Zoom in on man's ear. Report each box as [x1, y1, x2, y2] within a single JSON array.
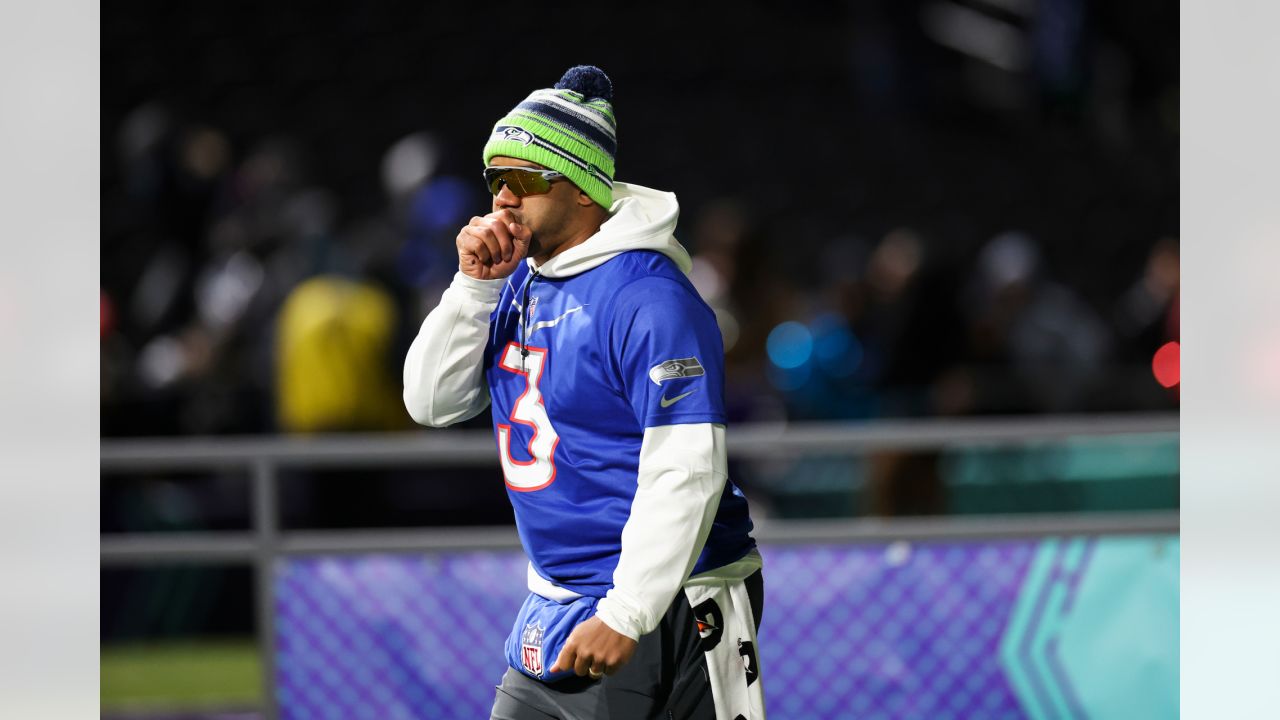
[[577, 189, 595, 207]]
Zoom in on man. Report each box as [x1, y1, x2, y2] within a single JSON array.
[[404, 65, 765, 720]]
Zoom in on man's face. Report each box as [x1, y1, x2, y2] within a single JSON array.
[[488, 156, 581, 259]]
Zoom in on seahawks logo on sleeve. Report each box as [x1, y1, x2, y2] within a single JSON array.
[[648, 357, 705, 386]]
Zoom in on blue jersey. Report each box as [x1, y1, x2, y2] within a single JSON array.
[[483, 250, 756, 596]]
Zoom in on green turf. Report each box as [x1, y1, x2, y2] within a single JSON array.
[[101, 639, 262, 710]]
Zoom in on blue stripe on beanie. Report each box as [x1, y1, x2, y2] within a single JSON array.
[[515, 100, 617, 157]]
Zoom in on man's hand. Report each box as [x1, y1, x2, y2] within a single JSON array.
[[548, 616, 638, 679], [457, 209, 532, 280]]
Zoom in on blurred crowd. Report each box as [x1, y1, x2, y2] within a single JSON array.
[[99, 105, 1177, 437], [101, 1, 1179, 438], [691, 206, 1178, 426], [100, 114, 473, 436]]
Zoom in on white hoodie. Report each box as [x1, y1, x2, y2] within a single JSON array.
[[402, 182, 760, 641]]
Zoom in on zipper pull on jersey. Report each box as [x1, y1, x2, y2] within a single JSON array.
[[519, 268, 541, 370]]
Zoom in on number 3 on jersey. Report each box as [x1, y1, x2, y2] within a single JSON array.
[[496, 342, 559, 491]]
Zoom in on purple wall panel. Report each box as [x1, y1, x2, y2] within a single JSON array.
[[756, 542, 1035, 719], [277, 541, 1041, 719], [276, 553, 527, 719]]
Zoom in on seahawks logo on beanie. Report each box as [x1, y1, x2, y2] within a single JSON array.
[[483, 65, 617, 208], [501, 127, 535, 146]]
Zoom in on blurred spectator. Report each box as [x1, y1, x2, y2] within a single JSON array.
[[961, 231, 1112, 413], [274, 275, 408, 433], [1114, 237, 1180, 355], [688, 198, 747, 311]]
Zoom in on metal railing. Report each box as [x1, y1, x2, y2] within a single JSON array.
[[100, 412, 1179, 719]]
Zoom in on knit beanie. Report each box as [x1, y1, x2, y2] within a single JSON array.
[[482, 65, 617, 208]]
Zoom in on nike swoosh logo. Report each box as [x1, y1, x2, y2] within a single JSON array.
[[660, 390, 695, 408], [527, 305, 587, 334]]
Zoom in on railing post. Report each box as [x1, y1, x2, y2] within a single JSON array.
[[252, 458, 279, 720]]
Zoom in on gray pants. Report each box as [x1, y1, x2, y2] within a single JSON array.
[[491, 570, 764, 720]]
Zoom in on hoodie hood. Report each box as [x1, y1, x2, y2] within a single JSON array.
[[529, 182, 690, 279]]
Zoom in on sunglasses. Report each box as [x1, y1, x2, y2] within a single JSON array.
[[484, 166, 565, 197]]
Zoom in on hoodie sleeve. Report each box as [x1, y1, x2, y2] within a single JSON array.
[[402, 271, 502, 427], [594, 421, 727, 640]]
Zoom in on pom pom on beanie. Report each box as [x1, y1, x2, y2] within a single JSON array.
[[554, 65, 613, 102]]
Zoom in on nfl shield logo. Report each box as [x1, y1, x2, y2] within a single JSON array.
[[521, 622, 545, 677]]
